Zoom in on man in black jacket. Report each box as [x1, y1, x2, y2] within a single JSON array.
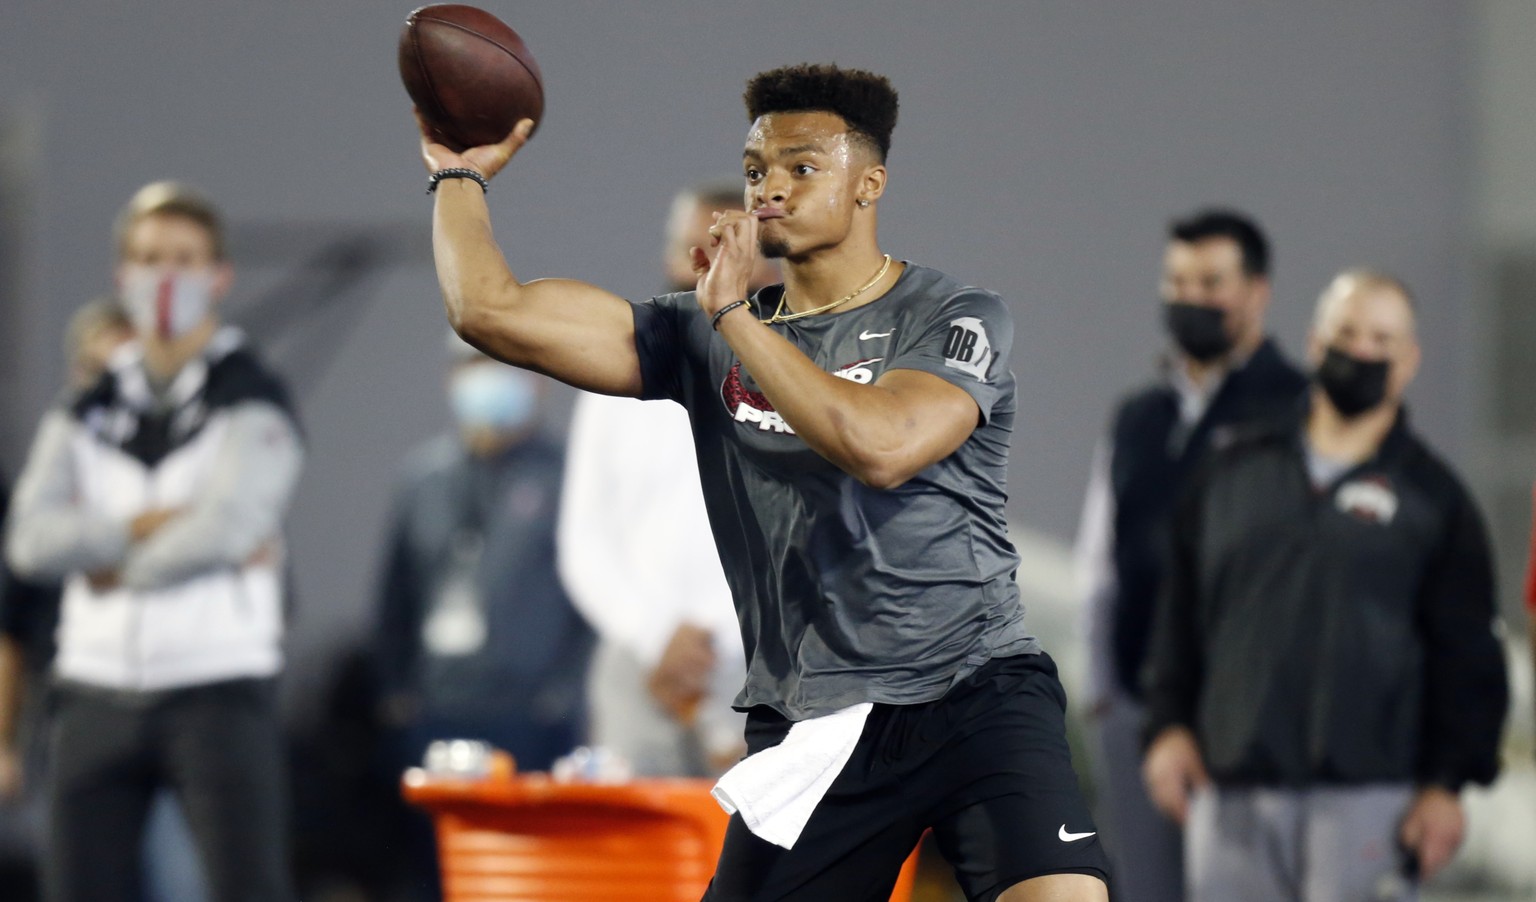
[[1142, 270, 1508, 901], [1075, 209, 1307, 901]]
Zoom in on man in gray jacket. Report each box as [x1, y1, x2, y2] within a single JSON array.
[[5, 182, 303, 902]]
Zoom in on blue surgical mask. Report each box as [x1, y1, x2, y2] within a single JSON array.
[[450, 364, 538, 433]]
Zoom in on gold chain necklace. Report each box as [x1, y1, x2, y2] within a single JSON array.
[[763, 254, 893, 325]]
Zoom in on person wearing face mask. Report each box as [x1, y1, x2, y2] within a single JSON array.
[[1074, 208, 1308, 901], [3, 182, 303, 902], [1141, 270, 1508, 900], [369, 334, 593, 901]]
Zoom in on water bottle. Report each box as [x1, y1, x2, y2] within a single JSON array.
[[551, 745, 633, 784], [423, 738, 494, 779]]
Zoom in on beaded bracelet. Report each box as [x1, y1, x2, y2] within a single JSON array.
[[711, 299, 750, 330], [427, 168, 489, 194]]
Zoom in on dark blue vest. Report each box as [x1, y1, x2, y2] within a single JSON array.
[[1108, 339, 1307, 697]]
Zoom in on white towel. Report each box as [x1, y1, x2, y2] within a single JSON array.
[[710, 702, 872, 849]]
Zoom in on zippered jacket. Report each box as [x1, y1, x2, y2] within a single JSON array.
[[1144, 408, 1508, 789], [4, 328, 302, 692]]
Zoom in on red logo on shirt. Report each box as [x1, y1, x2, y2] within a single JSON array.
[[720, 358, 884, 434], [721, 362, 794, 434]]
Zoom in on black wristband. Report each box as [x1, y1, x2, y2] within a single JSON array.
[[711, 299, 750, 330], [427, 168, 489, 194]]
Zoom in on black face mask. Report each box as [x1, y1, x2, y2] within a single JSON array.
[[1315, 347, 1390, 417], [1163, 302, 1232, 363]]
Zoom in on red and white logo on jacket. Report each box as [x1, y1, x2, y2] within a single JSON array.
[[1335, 475, 1398, 525]]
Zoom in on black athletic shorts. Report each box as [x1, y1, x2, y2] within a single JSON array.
[[702, 652, 1111, 901]]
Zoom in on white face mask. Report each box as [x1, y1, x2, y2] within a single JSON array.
[[118, 265, 216, 340]]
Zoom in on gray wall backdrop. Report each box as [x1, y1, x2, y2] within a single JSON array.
[[0, 1, 1480, 705]]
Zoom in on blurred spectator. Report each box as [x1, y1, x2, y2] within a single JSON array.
[[3, 181, 303, 902], [287, 646, 400, 902], [558, 181, 775, 777], [1528, 483, 1535, 730], [0, 298, 209, 902], [2, 301, 133, 708], [62, 296, 136, 394], [1142, 269, 1509, 901], [1074, 208, 1306, 901], [371, 334, 593, 899], [0, 300, 125, 851], [0, 469, 49, 900]]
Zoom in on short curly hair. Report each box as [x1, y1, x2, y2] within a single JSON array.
[[744, 64, 899, 161]]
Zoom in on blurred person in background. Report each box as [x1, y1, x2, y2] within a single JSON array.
[[3, 182, 303, 902], [0, 468, 55, 901], [558, 180, 776, 777], [1, 298, 132, 806], [0, 298, 212, 902], [1074, 208, 1307, 901], [1527, 484, 1535, 730], [62, 297, 137, 393], [1141, 270, 1509, 901], [371, 334, 593, 900]]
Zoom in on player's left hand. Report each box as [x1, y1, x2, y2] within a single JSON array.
[[1398, 786, 1465, 881], [691, 211, 759, 317]]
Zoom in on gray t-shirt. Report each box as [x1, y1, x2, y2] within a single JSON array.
[[632, 262, 1037, 719]]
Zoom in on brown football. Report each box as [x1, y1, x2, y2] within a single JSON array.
[[398, 4, 544, 151]]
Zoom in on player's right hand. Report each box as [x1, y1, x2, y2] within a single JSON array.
[[1142, 725, 1210, 825], [416, 111, 533, 184], [691, 210, 760, 317]]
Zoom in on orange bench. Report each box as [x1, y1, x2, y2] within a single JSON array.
[[403, 768, 919, 901]]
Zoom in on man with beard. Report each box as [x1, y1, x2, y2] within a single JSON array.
[[1142, 270, 1508, 900], [1074, 209, 1307, 901]]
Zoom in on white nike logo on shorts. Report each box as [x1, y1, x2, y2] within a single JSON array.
[[859, 330, 893, 340], [1058, 825, 1096, 842]]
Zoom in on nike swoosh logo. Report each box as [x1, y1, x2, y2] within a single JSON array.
[[1058, 825, 1096, 842], [859, 330, 893, 340]]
